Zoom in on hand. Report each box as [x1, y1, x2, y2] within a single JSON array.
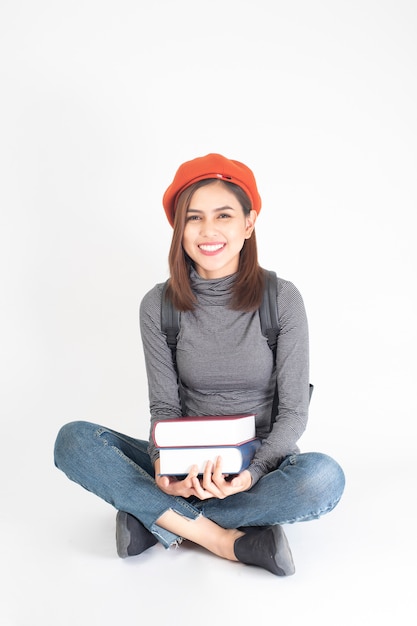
[[154, 458, 213, 499], [154, 457, 252, 500], [199, 456, 252, 500]]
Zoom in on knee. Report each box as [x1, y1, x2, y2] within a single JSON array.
[[293, 452, 345, 502], [308, 452, 346, 500], [54, 420, 95, 471]]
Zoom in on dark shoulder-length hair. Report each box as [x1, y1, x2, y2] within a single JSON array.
[[166, 178, 265, 312]]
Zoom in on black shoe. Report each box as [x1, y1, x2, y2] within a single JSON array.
[[116, 511, 158, 558], [234, 525, 295, 576]]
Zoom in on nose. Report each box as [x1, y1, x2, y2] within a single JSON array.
[[198, 216, 218, 237]]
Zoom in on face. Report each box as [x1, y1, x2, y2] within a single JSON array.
[[182, 181, 257, 279]]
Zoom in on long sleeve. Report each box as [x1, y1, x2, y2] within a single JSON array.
[[248, 279, 310, 485], [139, 283, 182, 464]]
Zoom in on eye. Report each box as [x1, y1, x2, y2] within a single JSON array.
[[186, 214, 201, 222], [218, 213, 232, 219]]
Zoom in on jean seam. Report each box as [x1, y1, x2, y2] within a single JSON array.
[[279, 493, 344, 524], [95, 427, 149, 455]]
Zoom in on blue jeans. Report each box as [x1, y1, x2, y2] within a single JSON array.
[[54, 421, 345, 549]]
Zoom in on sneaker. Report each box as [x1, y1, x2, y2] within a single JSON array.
[[234, 525, 295, 576], [116, 511, 158, 558]]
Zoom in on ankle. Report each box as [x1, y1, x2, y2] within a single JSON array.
[[218, 529, 245, 561]]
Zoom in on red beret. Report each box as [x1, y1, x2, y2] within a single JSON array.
[[162, 153, 262, 227]]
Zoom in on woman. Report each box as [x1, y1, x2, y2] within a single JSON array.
[[54, 153, 345, 576]]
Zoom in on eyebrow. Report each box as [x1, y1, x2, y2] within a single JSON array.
[[186, 206, 236, 213]]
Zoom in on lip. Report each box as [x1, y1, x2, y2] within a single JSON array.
[[198, 243, 226, 256]]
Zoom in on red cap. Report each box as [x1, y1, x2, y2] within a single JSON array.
[[162, 153, 262, 227]]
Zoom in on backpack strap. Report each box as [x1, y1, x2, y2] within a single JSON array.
[[259, 270, 280, 427], [161, 280, 180, 369], [161, 280, 185, 412], [259, 270, 280, 360]]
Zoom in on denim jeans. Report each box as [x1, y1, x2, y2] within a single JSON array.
[[54, 421, 345, 548]]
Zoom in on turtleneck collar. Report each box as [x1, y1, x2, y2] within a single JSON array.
[[189, 266, 237, 306]]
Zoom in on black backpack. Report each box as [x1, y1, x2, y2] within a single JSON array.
[[160, 270, 311, 425]]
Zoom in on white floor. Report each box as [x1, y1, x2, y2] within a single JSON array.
[[1, 1, 416, 624], [2, 421, 415, 626]]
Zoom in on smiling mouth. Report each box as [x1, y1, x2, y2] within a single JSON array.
[[198, 243, 225, 252]]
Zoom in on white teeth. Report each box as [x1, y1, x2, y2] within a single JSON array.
[[199, 244, 224, 252]]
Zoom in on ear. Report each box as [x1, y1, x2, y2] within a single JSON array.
[[245, 210, 257, 239]]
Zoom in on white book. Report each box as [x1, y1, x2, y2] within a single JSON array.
[[152, 413, 256, 448], [158, 439, 261, 476]]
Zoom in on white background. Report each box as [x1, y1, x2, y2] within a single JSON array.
[[0, 1, 415, 624]]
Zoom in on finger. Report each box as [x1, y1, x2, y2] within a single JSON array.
[[187, 464, 199, 478], [182, 464, 198, 486], [211, 456, 227, 489], [230, 469, 252, 491], [158, 475, 170, 489], [213, 456, 223, 474], [202, 460, 214, 490], [201, 477, 225, 499], [178, 465, 198, 492], [191, 474, 210, 499], [194, 466, 223, 499]]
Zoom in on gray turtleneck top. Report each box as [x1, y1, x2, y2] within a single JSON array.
[[139, 268, 310, 486]]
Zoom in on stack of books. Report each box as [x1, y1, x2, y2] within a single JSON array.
[[152, 413, 260, 476]]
